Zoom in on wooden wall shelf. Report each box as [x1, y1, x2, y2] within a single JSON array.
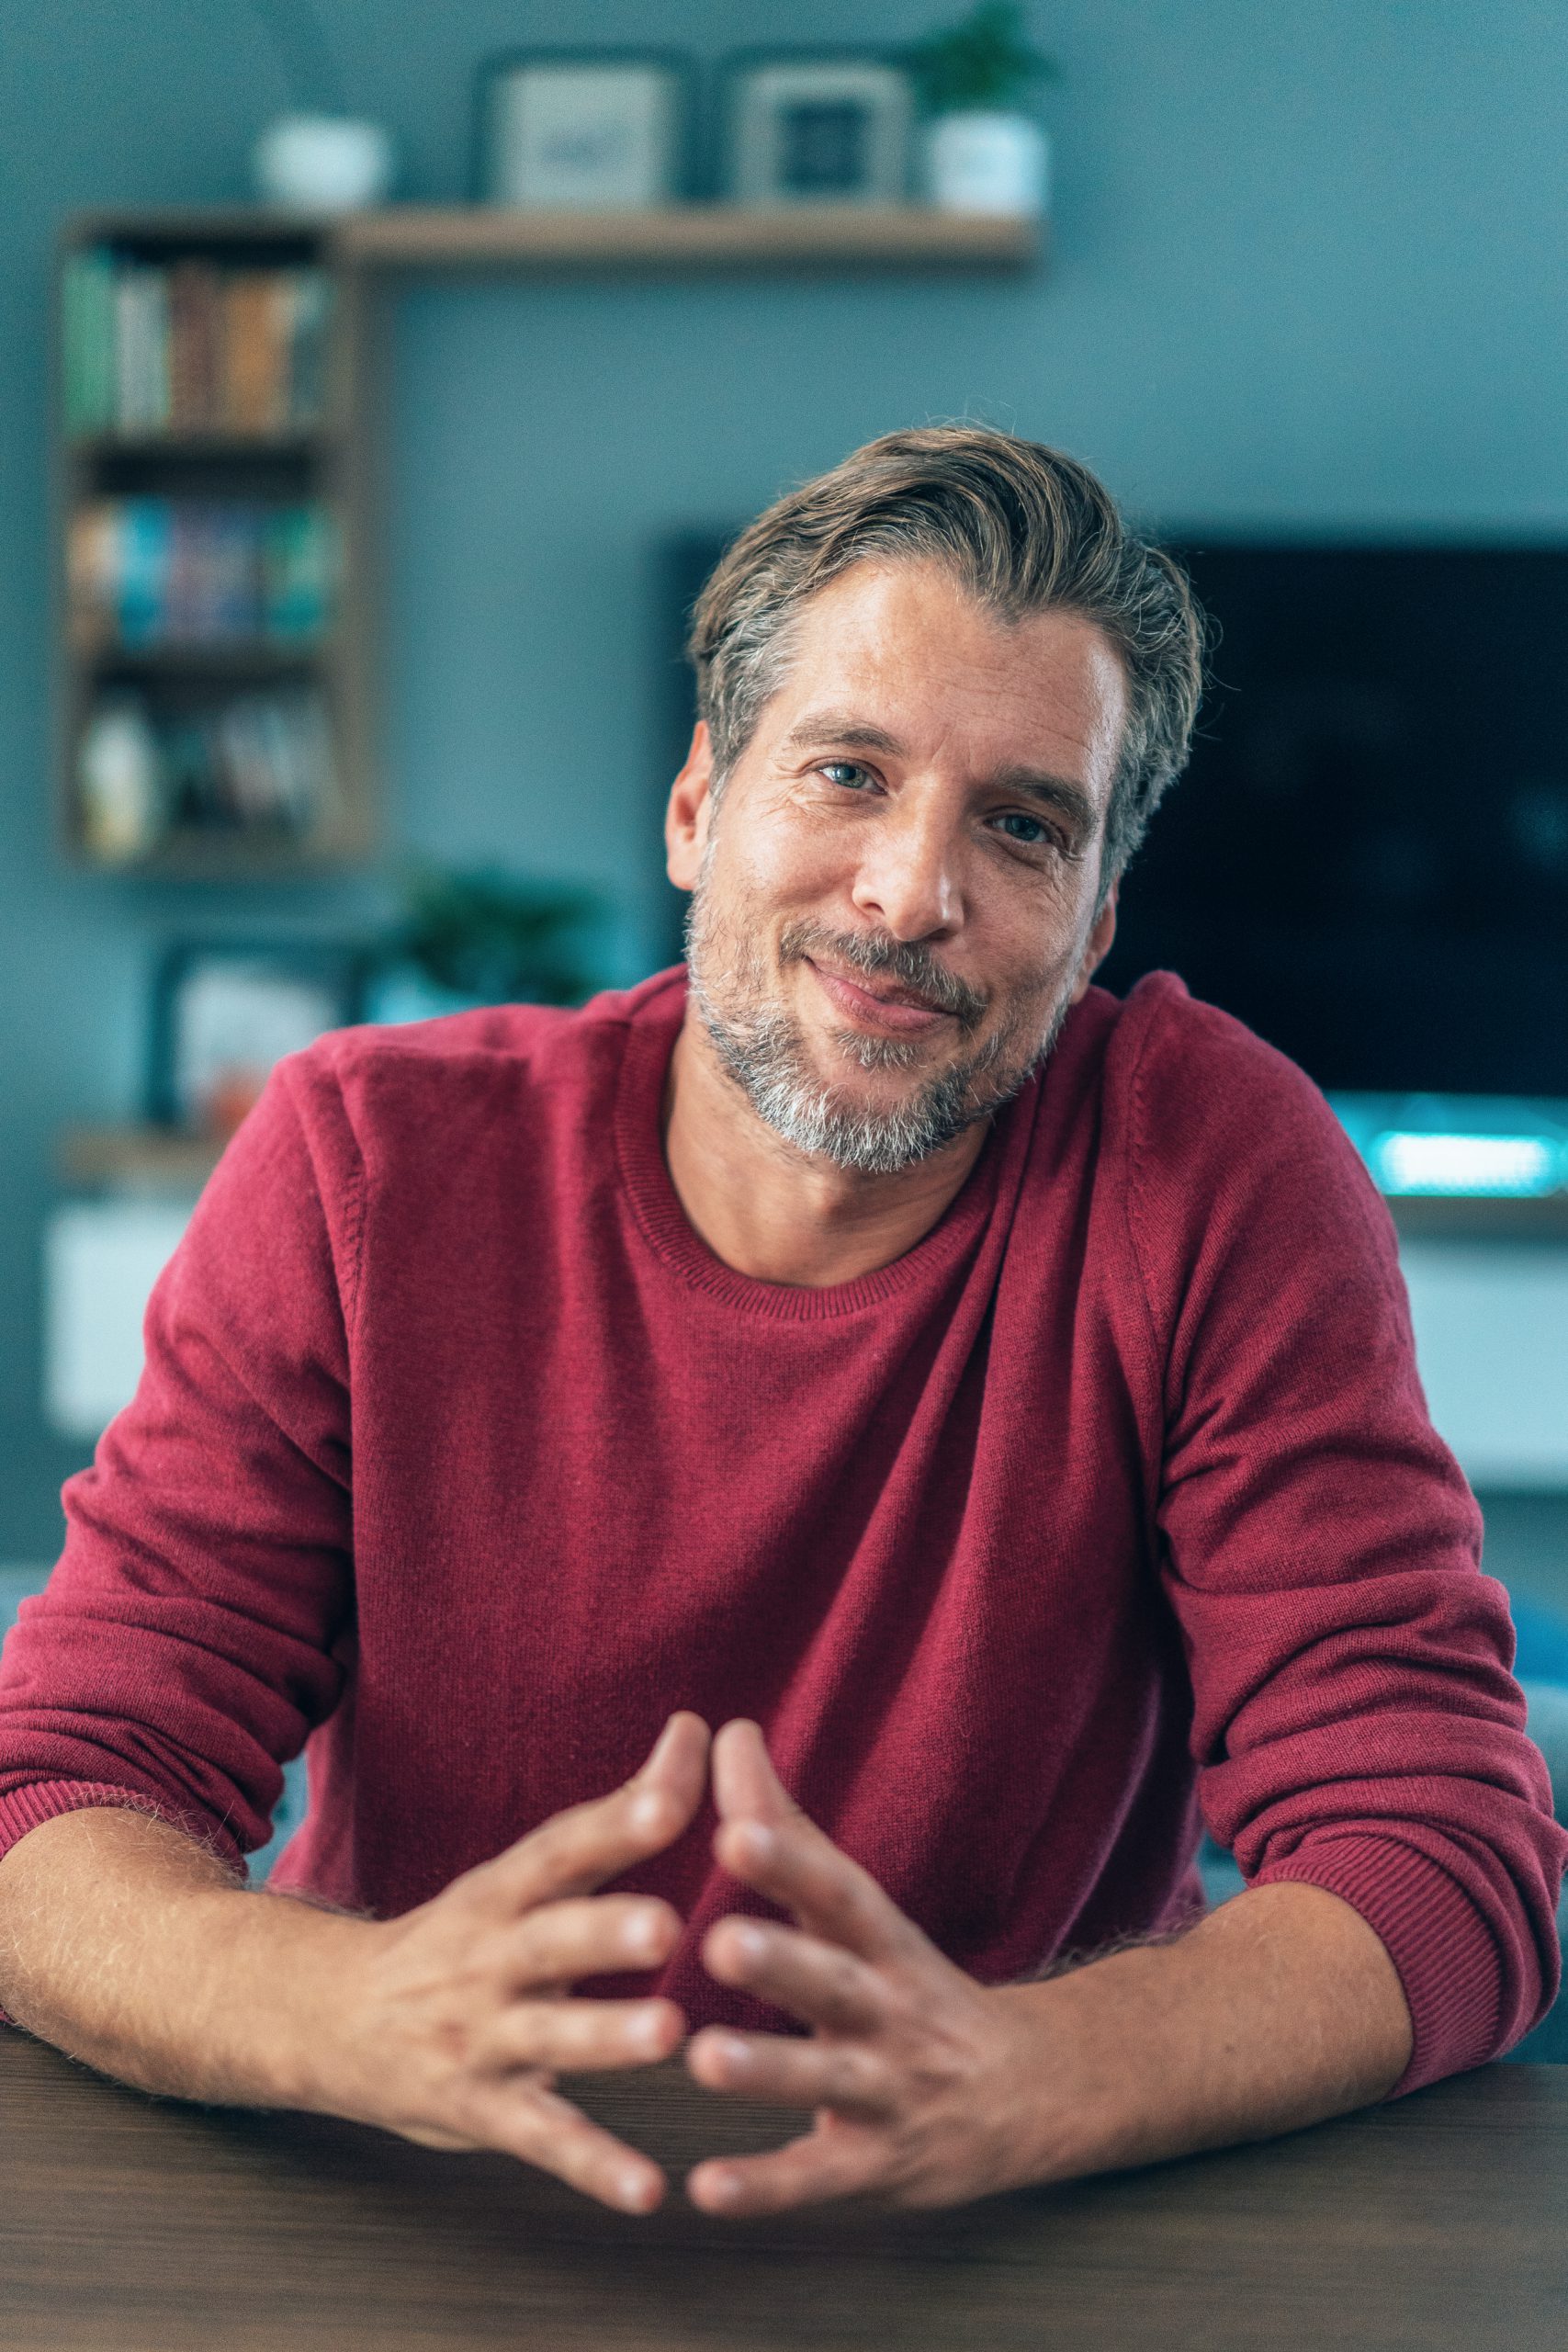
[[1386, 1193, 1568, 1240], [332, 204, 1042, 274], [83, 643, 329, 676], [60, 1125, 225, 1193], [67, 429, 329, 459]]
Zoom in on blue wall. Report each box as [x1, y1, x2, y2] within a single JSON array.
[[4, 0, 1568, 1554]]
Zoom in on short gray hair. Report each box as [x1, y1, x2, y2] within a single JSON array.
[[687, 424, 1207, 884]]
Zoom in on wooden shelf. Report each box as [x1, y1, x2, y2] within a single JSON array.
[[67, 430, 328, 462], [82, 639, 330, 676], [332, 204, 1042, 274], [1387, 1193, 1568, 1241], [75, 829, 362, 880], [60, 1125, 224, 1193]]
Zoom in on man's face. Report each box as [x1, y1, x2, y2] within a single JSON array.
[[672, 559, 1127, 1174]]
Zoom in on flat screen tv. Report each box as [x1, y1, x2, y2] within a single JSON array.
[[658, 537, 1568, 1098]]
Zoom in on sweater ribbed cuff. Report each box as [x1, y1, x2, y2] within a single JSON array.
[[0, 1778, 244, 1876], [1254, 1833, 1502, 2095]]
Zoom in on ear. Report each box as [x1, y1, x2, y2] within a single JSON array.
[[1070, 878, 1119, 1004], [665, 720, 716, 894]]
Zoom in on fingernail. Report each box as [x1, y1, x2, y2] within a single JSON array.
[[640, 1721, 676, 1776], [626, 1907, 664, 1956], [628, 1789, 671, 1834], [738, 1821, 775, 1861], [619, 2166, 659, 2213], [712, 2032, 750, 2070], [699, 2167, 739, 2211]]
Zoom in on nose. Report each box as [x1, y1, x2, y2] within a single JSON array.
[[848, 795, 964, 941]]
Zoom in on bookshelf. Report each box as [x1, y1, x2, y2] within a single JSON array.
[[55, 211, 376, 876], [54, 205, 1040, 876]]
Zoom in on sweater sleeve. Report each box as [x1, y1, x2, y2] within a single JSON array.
[[1122, 978, 1568, 2094], [0, 1053, 359, 1875]]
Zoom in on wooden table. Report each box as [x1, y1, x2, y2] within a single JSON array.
[[1, 2036, 1562, 2351]]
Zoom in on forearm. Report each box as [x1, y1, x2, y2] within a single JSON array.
[[1001, 1883, 1414, 2186], [0, 1808, 367, 2110]]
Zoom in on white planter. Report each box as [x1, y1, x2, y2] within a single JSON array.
[[923, 112, 1049, 218], [254, 115, 394, 213]]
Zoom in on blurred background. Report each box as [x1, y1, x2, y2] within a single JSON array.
[[3, 0, 1566, 1796]]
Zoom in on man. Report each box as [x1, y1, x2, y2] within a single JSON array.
[[1, 428, 1562, 2220]]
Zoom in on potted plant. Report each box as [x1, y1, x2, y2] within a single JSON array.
[[904, 3, 1057, 218], [247, 0, 394, 210], [361, 865, 605, 1025]]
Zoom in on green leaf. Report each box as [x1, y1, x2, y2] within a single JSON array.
[[903, 2, 1060, 115], [380, 862, 605, 1006]]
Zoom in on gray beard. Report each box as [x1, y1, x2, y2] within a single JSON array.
[[683, 882, 1071, 1178]]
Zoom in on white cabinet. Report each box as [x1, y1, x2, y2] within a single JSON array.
[[43, 1201, 192, 1442], [1399, 1243, 1568, 1488]]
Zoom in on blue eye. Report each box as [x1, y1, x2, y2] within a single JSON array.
[[820, 762, 873, 789], [994, 811, 1050, 844]]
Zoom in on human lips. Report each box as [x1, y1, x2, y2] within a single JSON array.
[[805, 956, 955, 1035]]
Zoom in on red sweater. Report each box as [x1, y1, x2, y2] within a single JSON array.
[[1, 970, 1562, 2089]]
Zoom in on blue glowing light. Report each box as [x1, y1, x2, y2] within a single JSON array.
[[1369, 1133, 1561, 1197], [1330, 1095, 1568, 1199]]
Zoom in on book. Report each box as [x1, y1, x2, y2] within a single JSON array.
[[287, 271, 332, 424], [62, 249, 117, 434], [116, 500, 173, 645], [223, 271, 288, 432], [263, 505, 335, 639], [113, 266, 172, 433], [66, 503, 119, 647], [167, 258, 223, 430], [210, 506, 264, 638]]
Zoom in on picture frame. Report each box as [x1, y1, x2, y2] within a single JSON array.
[[148, 941, 361, 1136], [717, 49, 913, 207], [474, 48, 693, 210]]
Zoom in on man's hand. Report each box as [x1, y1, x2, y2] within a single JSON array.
[[332, 1711, 711, 2212], [683, 1719, 1050, 2213], [683, 1720, 1414, 2217]]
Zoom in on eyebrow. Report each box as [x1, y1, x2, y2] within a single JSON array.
[[780, 710, 904, 758], [780, 708, 1100, 841]]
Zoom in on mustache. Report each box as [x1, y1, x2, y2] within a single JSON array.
[[777, 922, 988, 1029]]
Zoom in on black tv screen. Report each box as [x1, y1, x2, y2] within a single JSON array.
[[658, 537, 1568, 1097]]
